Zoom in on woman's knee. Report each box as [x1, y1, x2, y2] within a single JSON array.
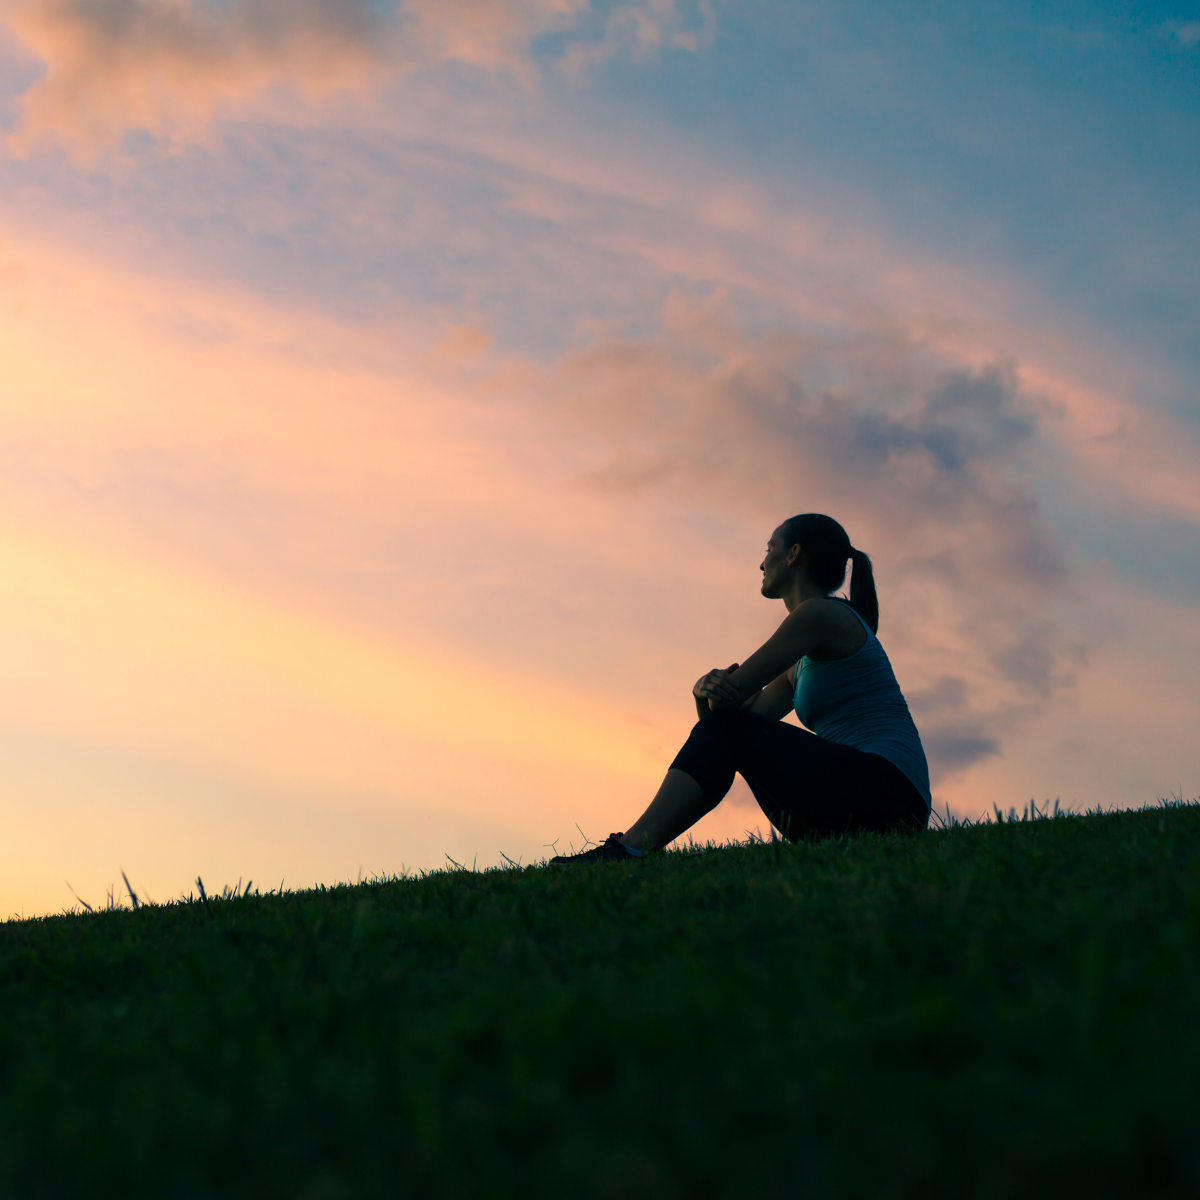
[[671, 711, 748, 800], [695, 707, 760, 734], [682, 710, 739, 758], [695, 707, 775, 756]]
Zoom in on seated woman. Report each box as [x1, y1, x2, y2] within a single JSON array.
[[550, 513, 931, 865]]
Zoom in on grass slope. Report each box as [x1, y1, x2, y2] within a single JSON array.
[[2, 804, 1199, 1198]]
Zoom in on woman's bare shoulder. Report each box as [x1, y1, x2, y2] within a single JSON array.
[[795, 597, 868, 659], [795, 595, 859, 623]]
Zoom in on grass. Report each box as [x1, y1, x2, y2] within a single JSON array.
[[2, 801, 1200, 1198]]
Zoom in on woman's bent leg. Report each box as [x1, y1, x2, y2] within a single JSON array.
[[620, 770, 710, 852], [619, 710, 750, 850], [620, 709, 928, 851], [733, 726, 929, 839], [666, 709, 928, 841]]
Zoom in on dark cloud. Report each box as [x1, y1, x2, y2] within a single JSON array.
[[536, 295, 1078, 788], [902, 675, 1000, 778], [921, 730, 1000, 774]]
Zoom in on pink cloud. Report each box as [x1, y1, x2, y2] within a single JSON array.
[[1, 0, 708, 150], [490, 290, 1080, 783], [4, 0, 396, 149]]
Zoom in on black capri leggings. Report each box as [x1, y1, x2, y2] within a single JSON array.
[[670, 709, 929, 841]]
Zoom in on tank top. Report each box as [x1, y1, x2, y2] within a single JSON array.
[[792, 602, 931, 808]]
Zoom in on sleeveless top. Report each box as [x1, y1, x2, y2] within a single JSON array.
[[792, 602, 931, 808]]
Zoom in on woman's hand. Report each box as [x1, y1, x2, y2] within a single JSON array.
[[693, 663, 741, 715]]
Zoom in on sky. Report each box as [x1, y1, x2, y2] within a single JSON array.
[[0, 0, 1197, 917]]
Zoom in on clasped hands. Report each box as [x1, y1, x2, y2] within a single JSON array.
[[693, 663, 742, 712]]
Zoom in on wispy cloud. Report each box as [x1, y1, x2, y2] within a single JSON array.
[[1165, 20, 1200, 47], [1, 0, 710, 150], [556, 0, 714, 77], [504, 291, 1078, 781]]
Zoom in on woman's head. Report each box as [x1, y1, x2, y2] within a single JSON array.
[[762, 513, 879, 632]]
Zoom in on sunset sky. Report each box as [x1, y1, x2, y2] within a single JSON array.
[[1, 0, 1197, 916]]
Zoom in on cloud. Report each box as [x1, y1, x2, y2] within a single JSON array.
[[922, 730, 1000, 772], [4, 0, 394, 148], [1, 0, 708, 150], [556, 0, 714, 77], [1165, 20, 1200, 47], [507, 291, 1078, 783]]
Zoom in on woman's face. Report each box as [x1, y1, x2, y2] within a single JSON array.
[[760, 527, 796, 598]]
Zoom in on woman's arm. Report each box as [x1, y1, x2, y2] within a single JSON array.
[[743, 671, 796, 719], [692, 665, 795, 720], [709, 601, 848, 710]]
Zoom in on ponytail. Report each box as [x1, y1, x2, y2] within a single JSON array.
[[779, 513, 880, 633], [848, 547, 878, 634]]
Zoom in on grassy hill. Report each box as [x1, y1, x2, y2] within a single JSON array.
[[2, 802, 1199, 1198]]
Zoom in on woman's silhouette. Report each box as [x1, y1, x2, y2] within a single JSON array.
[[550, 514, 931, 864]]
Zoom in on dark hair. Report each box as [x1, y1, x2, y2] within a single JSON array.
[[778, 513, 879, 633]]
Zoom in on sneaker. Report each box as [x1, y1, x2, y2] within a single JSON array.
[[549, 833, 643, 866]]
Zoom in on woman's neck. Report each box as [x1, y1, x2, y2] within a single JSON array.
[[782, 575, 828, 614]]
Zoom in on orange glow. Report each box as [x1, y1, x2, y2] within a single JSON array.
[[0, 149, 1196, 915], [0, 226, 773, 915]]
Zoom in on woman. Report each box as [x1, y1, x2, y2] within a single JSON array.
[[550, 513, 931, 865]]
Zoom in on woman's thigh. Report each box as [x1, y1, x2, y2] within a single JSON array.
[[719, 714, 926, 840]]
